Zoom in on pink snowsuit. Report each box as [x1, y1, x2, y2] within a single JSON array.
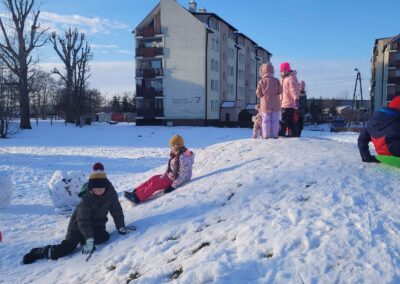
[[134, 149, 195, 202], [256, 63, 281, 138]]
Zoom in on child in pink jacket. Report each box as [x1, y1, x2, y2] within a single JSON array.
[[256, 63, 281, 138], [124, 135, 194, 204], [279, 62, 300, 137], [252, 104, 263, 138]]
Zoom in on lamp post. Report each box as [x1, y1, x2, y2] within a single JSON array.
[[350, 68, 366, 127]]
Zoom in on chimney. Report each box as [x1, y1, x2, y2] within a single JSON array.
[[188, 0, 197, 12], [198, 7, 207, 13]]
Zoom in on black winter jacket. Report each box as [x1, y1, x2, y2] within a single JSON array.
[[66, 180, 125, 240]]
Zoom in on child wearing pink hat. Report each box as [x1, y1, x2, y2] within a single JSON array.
[[279, 62, 300, 137]]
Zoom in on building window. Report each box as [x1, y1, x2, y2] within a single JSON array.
[[211, 80, 219, 92], [211, 100, 219, 111], [209, 17, 219, 31], [155, 99, 163, 109], [228, 47, 234, 59], [396, 53, 400, 60]]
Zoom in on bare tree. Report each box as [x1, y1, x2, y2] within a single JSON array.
[[74, 42, 92, 125], [0, 61, 19, 138], [30, 70, 57, 123], [50, 28, 92, 125], [0, 0, 48, 129]]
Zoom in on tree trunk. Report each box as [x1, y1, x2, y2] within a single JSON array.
[[19, 62, 31, 129]]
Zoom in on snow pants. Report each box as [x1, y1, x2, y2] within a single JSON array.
[[49, 227, 109, 260], [279, 108, 298, 137], [134, 175, 173, 202], [262, 111, 280, 138]]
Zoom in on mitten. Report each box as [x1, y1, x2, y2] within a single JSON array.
[[82, 238, 95, 254], [362, 155, 380, 163]]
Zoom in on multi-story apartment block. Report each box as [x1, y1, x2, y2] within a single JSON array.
[[371, 34, 400, 112], [134, 0, 271, 125]]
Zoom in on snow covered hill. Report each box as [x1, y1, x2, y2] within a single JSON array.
[[0, 121, 399, 283]]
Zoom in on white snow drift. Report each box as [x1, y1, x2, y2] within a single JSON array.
[[0, 121, 399, 284]]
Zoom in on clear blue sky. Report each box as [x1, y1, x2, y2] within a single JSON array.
[[35, 0, 400, 98]]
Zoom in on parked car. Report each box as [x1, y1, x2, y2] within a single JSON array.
[[330, 118, 347, 132]]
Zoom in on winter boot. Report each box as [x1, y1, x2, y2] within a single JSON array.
[[23, 246, 49, 264], [123, 191, 140, 204]]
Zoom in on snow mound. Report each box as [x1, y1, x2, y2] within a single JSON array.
[[1, 123, 400, 283], [0, 173, 13, 208], [48, 171, 87, 209]]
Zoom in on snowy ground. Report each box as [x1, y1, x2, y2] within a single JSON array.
[[0, 120, 399, 284]]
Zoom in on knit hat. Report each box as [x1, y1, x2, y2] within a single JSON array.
[[169, 135, 184, 149], [88, 162, 108, 190], [280, 62, 292, 73], [388, 96, 400, 110]]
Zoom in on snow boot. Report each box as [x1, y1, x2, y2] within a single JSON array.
[[123, 191, 140, 205], [23, 246, 50, 264]]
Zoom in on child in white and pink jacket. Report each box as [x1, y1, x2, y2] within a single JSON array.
[[124, 135, 194, 204], [256, 63, 282, 139], [252, 104, 263, 138]]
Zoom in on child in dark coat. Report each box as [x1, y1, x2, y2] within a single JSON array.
[[358, 96, 400, 162], [23, 163, 127, 264]]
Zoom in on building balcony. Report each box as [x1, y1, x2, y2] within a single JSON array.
[[136, 47, 163, 58], [136, 68, 163, 78], [136, 86, 163, 98], [388, 60, 400, 68], [387, 77, 400, 85], [136, 27, 162, 38]]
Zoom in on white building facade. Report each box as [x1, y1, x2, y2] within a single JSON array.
[[135, 0, 271, 125], [371, 35, 400, 112]]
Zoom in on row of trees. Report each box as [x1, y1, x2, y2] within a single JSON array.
[[0, 0, 135, 138]]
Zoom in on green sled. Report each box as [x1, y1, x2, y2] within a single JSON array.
[[376, 155, 400, 168]]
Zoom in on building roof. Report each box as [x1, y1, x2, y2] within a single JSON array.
[[336, 105, 351, 111], [191, 12, 272, 56], [134, 3, 161, 32], [237, 32, 272, 56], [221, 101, 236, 108], [190, 12, 238, 32], [383, 34, 400, 51]]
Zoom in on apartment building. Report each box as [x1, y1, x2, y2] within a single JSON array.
[[371, 34, 400, 112], [134, 0, 271, 125]]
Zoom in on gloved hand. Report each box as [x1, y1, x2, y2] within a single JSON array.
[[82, 238, 95, 254], [164, 185, 176, 194], [362, 155, 380, 163], [118, 226, 136, 235]]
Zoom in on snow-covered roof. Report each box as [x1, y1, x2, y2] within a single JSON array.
[[336, 105, 351, 111], [221, 101, 236, 108]]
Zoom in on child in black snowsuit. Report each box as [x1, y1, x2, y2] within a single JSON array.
[[23, 163, 127, 264]]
